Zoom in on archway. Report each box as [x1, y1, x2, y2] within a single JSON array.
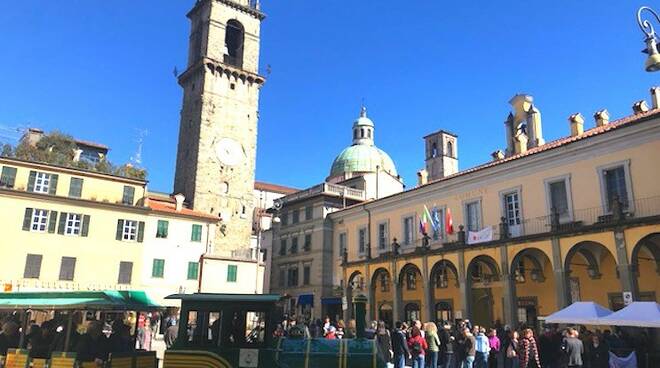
[[511, 248, 556, 328], [224, 19, 245, 67], [399, 263, 424, 322], [346, 271, 365, 320], [404, 303, 421, 323], [565, 241, 620, 309], [370, 268, 393, 326], [631, 233, 660, 302], [466, 255, 501, 328], [429, 259, 461, 323]]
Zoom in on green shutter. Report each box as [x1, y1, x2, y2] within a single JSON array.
[[57, 212, 68, 234], [0, 167, 17, 188], [152, 259, 165, 278], [227, 265, 237, 282], [116, 219, 124, 240], [137, 221, 145, 243], [191, 224, 202, 242], [81, 215, 90, 237], [122, 186, 135, 205], [27, 171, 36, 192], [48, 211, 58, 233], [187, 262, 199, 280], [157, 220, 168, 238], [22, 208, 33, 231], [48, 174, 59, 195], [68, 178, 83, 198]]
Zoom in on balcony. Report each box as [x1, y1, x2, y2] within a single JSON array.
[[280, 182, 366, 205]]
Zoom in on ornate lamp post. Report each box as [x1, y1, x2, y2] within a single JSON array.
[[637, 6, 660, 72]]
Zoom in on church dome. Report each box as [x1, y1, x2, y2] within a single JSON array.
[[328, 107, 398, 179]]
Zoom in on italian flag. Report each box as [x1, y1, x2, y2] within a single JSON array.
[[419, 205, 433, 235]]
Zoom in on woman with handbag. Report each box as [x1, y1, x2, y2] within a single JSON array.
[[503, 330, 520, 368]]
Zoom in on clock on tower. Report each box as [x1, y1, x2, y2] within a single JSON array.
[[173, 0, 265, 253]]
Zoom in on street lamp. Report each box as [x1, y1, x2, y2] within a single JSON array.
[[637, 6, 660, 72]]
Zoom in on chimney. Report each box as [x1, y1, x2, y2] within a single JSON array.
[[593, 109, 610, 127], [569, 113, 585, 137], [174, 193, 185, 212], [417, 169, 428, 186], [651, 87, 660, 110], [632, 100, 649, 114], [491, 150, 505, 161]]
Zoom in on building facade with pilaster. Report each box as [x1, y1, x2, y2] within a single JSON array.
[[332, 88, 660, 329]]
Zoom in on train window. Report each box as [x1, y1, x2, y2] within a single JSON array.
[[226, 310, 266, 346], [207, 311, 222, 346], [186, 310, 202, 344]]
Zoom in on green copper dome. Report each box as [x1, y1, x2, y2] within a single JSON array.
[[328, 107, 398, 179]]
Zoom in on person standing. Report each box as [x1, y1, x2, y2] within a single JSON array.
[[425, 322, 441, 368], [408, 326, 428, 368], [487, 328, 500, 368], [392, 321, 411, 368], [585, 334, 608, 368], [503, 330, 520, 368], [474, 327, 490, 368], [519, 329, 540, 368], [376, 321, 393, 366], [563, 328, 584, 368], [462, 327, 476, 368], [439, 323, 455, 368]]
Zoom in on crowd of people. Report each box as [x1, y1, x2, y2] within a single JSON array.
[[0, 312, 166, 366], [274, 315, 654, 368]]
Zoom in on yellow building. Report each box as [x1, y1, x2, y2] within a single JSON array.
[[331, 88, 660, 329], [0, 156, 218, 304]]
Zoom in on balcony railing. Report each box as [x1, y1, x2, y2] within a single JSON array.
[[280, 182, 366, 204], [383, 196, 660, 255]]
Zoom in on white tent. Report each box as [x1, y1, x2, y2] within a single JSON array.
[[544, 301, 612, 324], [597, 301, 660, 328]]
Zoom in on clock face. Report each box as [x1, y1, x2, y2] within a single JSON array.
[[216, 138, 246, 166]]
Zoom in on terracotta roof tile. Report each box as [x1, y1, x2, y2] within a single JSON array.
[[148, 196, 219, 221], [254, 181, 298, 194]]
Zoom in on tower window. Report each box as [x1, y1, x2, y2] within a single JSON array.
[[353, 129, 358, 140], [224, 20, 245, 68], [367, 129, 372, 139], [360, 128, 365, 138], [431, 142, 438, 158], [230, 83, 236, 90], [447, 140, 454, 158]]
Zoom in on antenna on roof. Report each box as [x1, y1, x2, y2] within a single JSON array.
[[130, 128, 149, 166], [0, 124, 28, 145]]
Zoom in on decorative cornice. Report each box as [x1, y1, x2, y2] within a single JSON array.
[[178, 57, 266, 86], [188, 0, 266, 21]]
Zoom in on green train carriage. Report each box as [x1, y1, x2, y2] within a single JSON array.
[[163, 293, 387, 368]]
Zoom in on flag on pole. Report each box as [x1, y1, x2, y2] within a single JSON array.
[[446, 207, 454, 235], [419, 205, 432, 235], [431, 207, 441, 233]]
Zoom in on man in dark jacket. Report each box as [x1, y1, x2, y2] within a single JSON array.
[[75, 321, 109, 364], [391, 321, 411, 368], [0, 321, 20, 355]]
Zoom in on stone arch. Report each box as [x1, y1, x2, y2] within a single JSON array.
[[430, 259, 459, 288], [510, 247, 557, 327], [348, 270, 365, 290], [370, 268, 392, 325], [398, 263, 423, 288], [564, 241, 620, 308], [466, 255, 501, 327], [631, 233, 660, 301], [225, 19, 245, 68]]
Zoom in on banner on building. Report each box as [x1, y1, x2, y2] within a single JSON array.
[[467, 226, 494, 245]]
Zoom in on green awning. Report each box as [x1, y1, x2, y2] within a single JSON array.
[[0, 290, 161, 311]]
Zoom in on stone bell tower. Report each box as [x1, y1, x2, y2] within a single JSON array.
[[173, 0, 265, 253]]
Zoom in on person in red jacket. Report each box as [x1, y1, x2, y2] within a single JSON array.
[[407, 326, 428, 368]]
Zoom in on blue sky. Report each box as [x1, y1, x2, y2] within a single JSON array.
[[0, 1, 657, 192]]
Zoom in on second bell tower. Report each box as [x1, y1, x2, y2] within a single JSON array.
[[173, 0, 265, 253]]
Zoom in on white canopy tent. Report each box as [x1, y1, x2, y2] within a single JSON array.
[[597, 301, 660, 328], [544, 301, 612, 324]]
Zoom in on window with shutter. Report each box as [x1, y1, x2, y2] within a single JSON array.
[[303, 265, 311, 285], [603, 166, 629, 211], [0, 166, 17, 188], [68, 178, 84, 198], [59, 257, 76, 281], [24, 254, 43, 279], [358, 228, 367, 253], [465, 201, 482, 232], [305, 206, 313, 221], [549, 181, 569, 215], [152, 259, 165, 278], [304, 234, 312, 251], [403, 216, 414, 245], [227, 265, 238, 282], [191, 224, 202, 242], [156, 220, 169, 238], [33, 172, 51, 194], [290, 237, 298, 254], [378, 223, 388, 250], [187, 262, 199, 280], [118, 262, 133, 284], [121, 220, 138, 241], [339, 233, 346, 256], [30, 209, 49, 232], [65, 213, 82, 236], [122, 186, 135, 205], [279, 239, 286, 256]]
